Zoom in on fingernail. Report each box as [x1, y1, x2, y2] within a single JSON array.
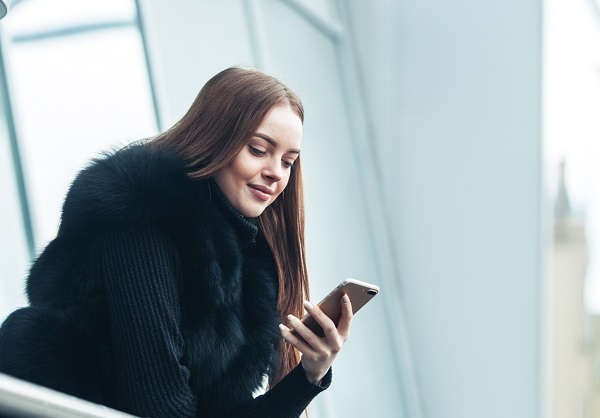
[[287, 314, 294, 321], [279, 324, 287, 331], [303, 300, 314, 310], [343, 294, 350, 303]]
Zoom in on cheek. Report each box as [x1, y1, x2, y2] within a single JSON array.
[[275, 174, 292, 197], [228, 159, 252, 183]]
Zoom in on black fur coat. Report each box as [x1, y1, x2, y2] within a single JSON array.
[[0, 143, 328, 417]]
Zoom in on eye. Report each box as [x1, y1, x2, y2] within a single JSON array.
[[248, 145, 267, 156], [282, 158, 297, 169]]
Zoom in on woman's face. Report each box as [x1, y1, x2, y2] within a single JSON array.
[[214, 103, 303, 218]]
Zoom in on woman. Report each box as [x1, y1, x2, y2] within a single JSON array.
[[0, 67, 353, 417]]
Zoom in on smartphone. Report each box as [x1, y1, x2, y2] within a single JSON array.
[[295, 278, 380, 338]]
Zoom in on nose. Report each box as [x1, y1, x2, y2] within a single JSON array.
[[263, 158, 283, 182]]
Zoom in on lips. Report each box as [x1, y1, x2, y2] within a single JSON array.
[[248, 184, 273, 201]]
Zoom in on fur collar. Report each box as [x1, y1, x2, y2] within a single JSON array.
[[59, 142, 208, 237]]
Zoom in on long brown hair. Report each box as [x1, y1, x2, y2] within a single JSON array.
[[151, 67, 308, 386]]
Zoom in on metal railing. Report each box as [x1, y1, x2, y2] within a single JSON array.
[[0, 372, 137, 418]]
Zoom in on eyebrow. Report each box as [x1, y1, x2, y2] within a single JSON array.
[[253, 133, 300, 154]]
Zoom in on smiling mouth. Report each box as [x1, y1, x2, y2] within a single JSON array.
[[248, 184, 273, 201]]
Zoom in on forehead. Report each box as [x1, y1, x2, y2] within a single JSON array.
[[256, 104, 303, 149]]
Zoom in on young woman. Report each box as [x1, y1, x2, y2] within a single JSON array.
[[0, 67, 353, 417]]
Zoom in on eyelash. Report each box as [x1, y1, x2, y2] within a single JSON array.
[[249, 145, 294, 168], [249, 145, 266, 156]]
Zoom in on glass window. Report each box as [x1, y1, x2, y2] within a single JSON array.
[[1, 0, 157, 249]]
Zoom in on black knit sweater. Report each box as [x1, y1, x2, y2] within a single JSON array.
[[0, 144, 331, 417]]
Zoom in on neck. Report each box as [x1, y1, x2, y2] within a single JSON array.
[[207, 178, 258, 247]]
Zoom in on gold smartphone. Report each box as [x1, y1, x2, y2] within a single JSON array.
[[296, 278, 380, 338]]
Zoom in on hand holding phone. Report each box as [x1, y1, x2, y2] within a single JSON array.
[[295, 278, 380, 338], [302, 279, 379, 337], [280, 278, 380, 384]]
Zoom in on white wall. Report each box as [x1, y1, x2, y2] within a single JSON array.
[[136, 0, 255, 130], [348, 1, 543, 417]]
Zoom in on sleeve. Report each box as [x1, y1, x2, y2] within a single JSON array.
[[99, 224, 198, 418], [99, 224, 332, 418], [236, 363, 332, 418]]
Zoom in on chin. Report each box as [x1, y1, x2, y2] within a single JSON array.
[[240, 205, 267, 218]]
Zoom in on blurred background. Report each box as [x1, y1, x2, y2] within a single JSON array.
[[0, 0, 599, 417]]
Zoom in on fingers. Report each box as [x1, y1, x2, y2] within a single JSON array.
[[336, 293, 353, 338], [279, 323, 315, 355], [280, 317, 339, 363], [279, 296, 354, 355], [302, 300, 338, 340], [303, 296, 353, 342], [285, 313, 323, 348], [279, 310, 338, 356]]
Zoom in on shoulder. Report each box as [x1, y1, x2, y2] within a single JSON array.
[[59, 142, 210, 235]]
